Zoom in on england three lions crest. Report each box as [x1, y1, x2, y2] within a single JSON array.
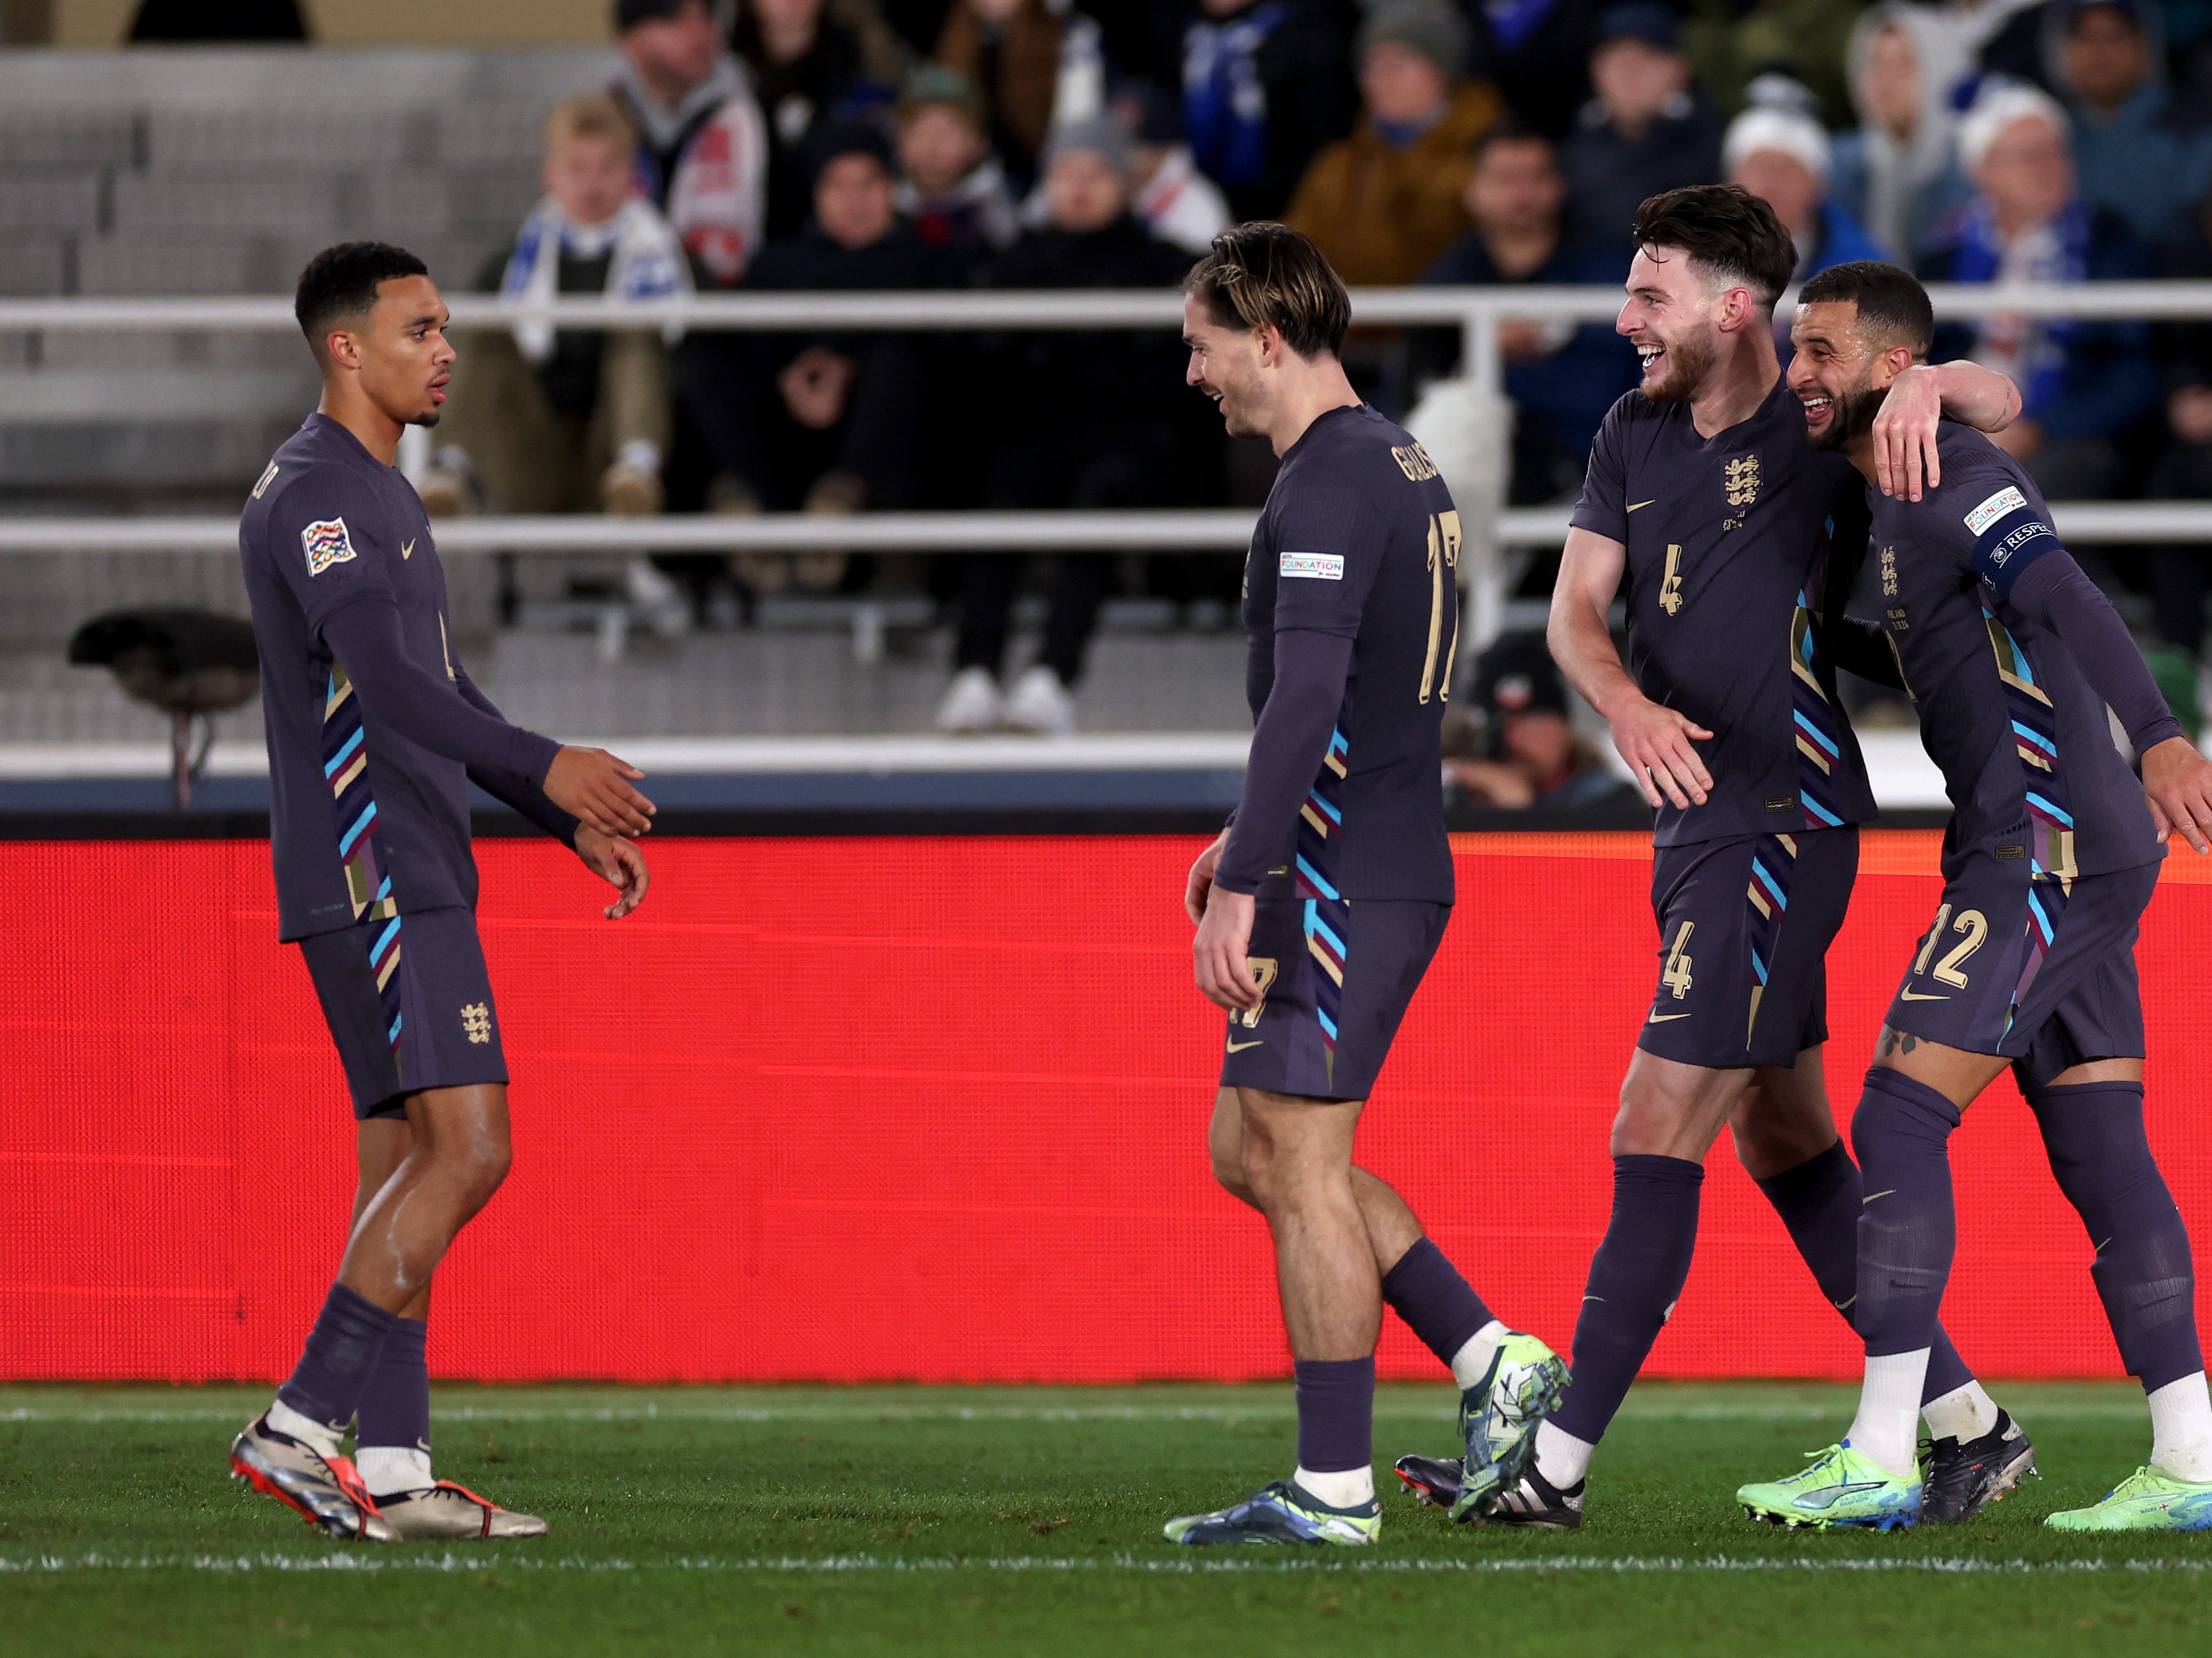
[[301, 516, 357, 577], [1723, 455, 1761, 508]]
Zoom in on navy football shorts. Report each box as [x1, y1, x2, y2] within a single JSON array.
[[1637, 826, 1858, 1072], [297, 904, 509, 1121], [1884, 858, 2154, 1092], [1218, 875, 1450, 1102]]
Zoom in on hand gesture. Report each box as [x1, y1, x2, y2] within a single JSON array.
[[1193, 884, 1262, 1012], [544, 746, 655, 838], [2143, 734, 2212, 854], [1186, 828, 1230, 925], [574, 825, 650, 919], [1606, 694, 1713, 810]]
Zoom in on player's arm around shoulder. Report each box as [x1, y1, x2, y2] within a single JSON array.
[[1868, 361, 2021, 502], [1548, 527, 1712, 810]]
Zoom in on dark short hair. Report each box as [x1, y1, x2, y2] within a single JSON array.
[[1798, 260, 1936, 357], [1630, 184, 1796, 311], [1184, 222, 1351, 359], [294, 242, 430, 351], [1472, 119, 1552, 163]]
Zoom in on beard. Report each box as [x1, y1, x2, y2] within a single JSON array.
[[1806, 383, 1885, 452], [1637, 326, 1717, 405]]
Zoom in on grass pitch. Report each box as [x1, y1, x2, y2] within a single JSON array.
[[3, 1381, 2206, 1656]]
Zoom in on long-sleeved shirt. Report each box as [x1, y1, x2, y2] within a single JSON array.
[[239, 414, 566, 939], [1867, 420, 2177, 881]]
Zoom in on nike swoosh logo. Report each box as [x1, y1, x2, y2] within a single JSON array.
[[1795, 1481, 1891, 1510], [1898, 988, 1948, 1001], [1646, 1012, 1691, 1023], [1627, 500, 1656, 512], [1864, 1190, 1896, 1204], [401, 539, 415, 559], [1226, 1039, 1264, 1054]]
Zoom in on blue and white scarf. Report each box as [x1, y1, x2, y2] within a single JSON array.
[[499, 196, 690, 365], [1182, 3, 1286, 190], [1950, 195, 2090, 417]]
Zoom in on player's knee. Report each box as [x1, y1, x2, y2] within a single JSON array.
[[1211, 1142, 1256, 1205], [431, 1119, 512, 1205]]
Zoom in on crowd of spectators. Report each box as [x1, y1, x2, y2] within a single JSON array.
[[415, 0, 2212, 736]]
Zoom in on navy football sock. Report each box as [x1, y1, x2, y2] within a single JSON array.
[[355, 1317, 431, 1454], [1754, 1138, 1974, 1402], [276, 1283, 401, 1435], [1548, 1154, 1704, 1446], [1293, 1357, 1376, 1478], [1851, 1067, 1962, 1359], [1379, 1237, 1494, 1372], [2030, 1080, 2205, 1392]]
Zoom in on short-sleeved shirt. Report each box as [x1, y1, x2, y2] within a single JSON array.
[[1867, 422, 2162, 880], [1239, 403, 1458, 903], [239, 414, 481, 941], [1571, 377, 1880, 845]]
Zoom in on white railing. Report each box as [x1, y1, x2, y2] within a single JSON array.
[[5, 281, 2211, 652]]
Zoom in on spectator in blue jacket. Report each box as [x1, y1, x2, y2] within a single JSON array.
[[2053, 0, 2212, 251], [1919, 79, 2158, 501], [1417, 125, 1640, 503], [1723, 95, 1889, 277]]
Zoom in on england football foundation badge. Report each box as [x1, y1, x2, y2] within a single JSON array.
[[301, 516, 357, 577]]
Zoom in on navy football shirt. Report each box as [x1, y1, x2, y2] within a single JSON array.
[[1222, 403, 1457, 903], [1867, 423, 2167, 879], [1572, 377, 1879, 845], [239, 414, 558, 940]]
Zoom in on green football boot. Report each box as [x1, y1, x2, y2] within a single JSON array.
[[1163, 1479, 1382, 1546], [1737, 1442, 1922, 1531], [2045, 1467, 2212, 1532], [1447, 1331, 1570, 1523]]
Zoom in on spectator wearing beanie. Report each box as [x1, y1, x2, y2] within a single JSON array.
[[1723, 92, 1887, 279], [892, 65, 1022, 257], [1445, 629, 1634, 812], [1162, 0, 1359, 223], [1282, 0, 1504, 288], [1560, 2, 1723, 257], [610, 0, 771, 288], [933, 0, 1109, 177], [681, 121, 952, 590], [1919, 80, 2156, 502]]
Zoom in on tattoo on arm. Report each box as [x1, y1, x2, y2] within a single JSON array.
[[1877, 1025, 1920, 1058]]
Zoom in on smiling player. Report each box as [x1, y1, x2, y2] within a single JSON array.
[[229, 242, 655, 1542], [1738, 262, 2212, 1533], [1166, 224, 1568, 1547], [1418, 187, 2030, 1531]]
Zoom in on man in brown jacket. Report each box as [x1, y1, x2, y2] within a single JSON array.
[[1284, 0, 1502, 288]]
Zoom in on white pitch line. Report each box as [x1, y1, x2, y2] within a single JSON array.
[[0, 1401, 2156, 1425], [0, 1552, 2204, 1576]]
